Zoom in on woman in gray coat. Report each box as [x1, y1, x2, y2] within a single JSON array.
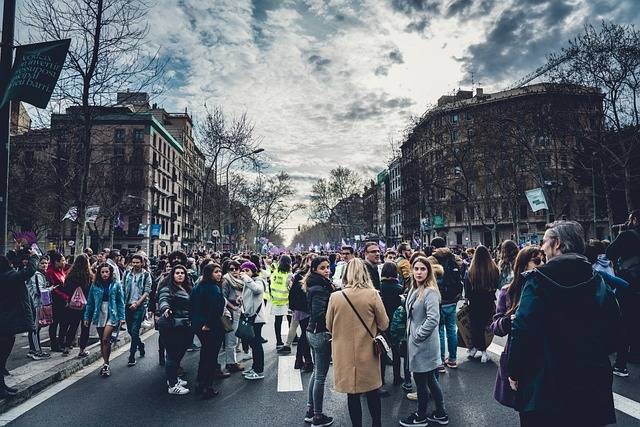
[[400, 256, 449, 427]]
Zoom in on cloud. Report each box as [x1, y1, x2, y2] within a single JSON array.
[[308, 54, 332, 72], [335, 92, 415, 121]]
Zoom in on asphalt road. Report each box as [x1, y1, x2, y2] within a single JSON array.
[[6, 318, 640, 427]]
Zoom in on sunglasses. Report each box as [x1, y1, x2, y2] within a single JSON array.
[[367, 250, 380, 254], [228, 267, 238, 271], [531, 257, 542, 265]]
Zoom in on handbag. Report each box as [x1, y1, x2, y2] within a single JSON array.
[[68, 287, 87, 311], [235, 313, 256, 341], [38, 305, 53, 326], [342, 291, 393, 364], [40, 288, 52, 306], [456, 301, 494, 349], [221, 308, 234, 333]]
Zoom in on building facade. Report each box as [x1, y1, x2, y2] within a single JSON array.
[[400, 83, 607, 247]]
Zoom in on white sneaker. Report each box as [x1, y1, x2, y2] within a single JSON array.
[[167, 378, 188, 387], [244, 371, 264, 380], [242, 369, 255, 376], [467, 348, 478, 359], [480, 352, 489, 363], [167, 384, 189, 395]]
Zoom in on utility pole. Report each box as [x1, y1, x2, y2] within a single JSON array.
[[0, 0, 17, 255]]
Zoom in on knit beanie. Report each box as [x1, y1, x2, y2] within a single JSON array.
[[240, 261, 258, 274]]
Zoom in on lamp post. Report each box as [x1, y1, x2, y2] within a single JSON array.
[[224, 148, 264, 251], [127, 194, 153, 258]]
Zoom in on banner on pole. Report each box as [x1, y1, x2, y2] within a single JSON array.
[[0, 39, 71, 109], [525, 188, 549, 212], [137, 223, 149, 237], [150, 224, 161, 238], [85, 206, 100, 223]]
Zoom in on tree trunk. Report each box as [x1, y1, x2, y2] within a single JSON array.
[[624, 163, 634, 212]]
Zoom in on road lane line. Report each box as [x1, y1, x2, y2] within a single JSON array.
[[277, 355, 303, 392], [0, 329, 157, 426], [487, 342, 640, 420]]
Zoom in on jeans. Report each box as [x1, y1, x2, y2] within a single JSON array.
[[164, 326, 194, 386], [58, 307, 83, 349], [414, 369, 445, 418], [286, 318, 300, 346], [439, 303, 458, 363], [348, 390, 381, 427], [249, 323, 265, 373], [126, 305, 146, 357], [224, 310, 240, 365], [196, 329, 224, 388], [28, 327, 42, 353], [307, 331, 331, 414]]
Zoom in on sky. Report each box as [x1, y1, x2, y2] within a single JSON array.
[[7, 0, 640, 245]]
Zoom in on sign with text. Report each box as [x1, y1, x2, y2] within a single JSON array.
[[525, 188, 549, 212], [0, 39, 71, 109]]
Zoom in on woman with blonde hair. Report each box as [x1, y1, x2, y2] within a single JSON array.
[[400, 256, 449, 427], [326, 258, 389, 427]]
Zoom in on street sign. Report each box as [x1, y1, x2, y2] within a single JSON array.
[[212, 230, 220, 238], [159, 241, 167, 248], [433, 215, 445, 228]]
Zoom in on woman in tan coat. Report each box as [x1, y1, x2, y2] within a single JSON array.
[[326, 258, 389, 427]]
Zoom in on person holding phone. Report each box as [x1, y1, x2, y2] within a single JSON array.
[[83, 262, 125, 378], [240, 261, 267, 380]]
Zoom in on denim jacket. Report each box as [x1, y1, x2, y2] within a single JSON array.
[[122, 269, 152, 308], [83, 280, 126, 326]]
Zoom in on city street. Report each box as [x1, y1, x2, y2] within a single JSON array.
[[2, 316, 639, 427]]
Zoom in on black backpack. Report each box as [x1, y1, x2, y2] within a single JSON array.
[[440, 257, 463, 303]]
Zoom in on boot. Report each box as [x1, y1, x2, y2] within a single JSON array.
[[294, 358, 304, 370], [50, 338, 61, 353]]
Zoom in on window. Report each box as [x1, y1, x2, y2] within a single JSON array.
[[519, 203, 528, 219], [467, 128, 474, 141], [465, 111, 472, 120], [451, 129, 460, 143], [451, 113, 459, 124], [455, 231, 463, 245], [134, 129, 144, 142], [114, 129, 125, 142], [455, 208, 463, 222]]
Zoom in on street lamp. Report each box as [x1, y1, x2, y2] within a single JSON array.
[[127, 194, 153, 258], [224, 148, 265, 251]]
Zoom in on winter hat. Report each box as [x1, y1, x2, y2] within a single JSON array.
[[240, 261, 258, 274]]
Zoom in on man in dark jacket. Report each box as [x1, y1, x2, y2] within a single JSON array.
[[507, 221, 622, 426], [0, 251, 38, 397], [363, 242, 381, 291]]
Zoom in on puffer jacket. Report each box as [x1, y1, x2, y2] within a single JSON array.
[[288, 270, 308, 312], [0, 255, 38, 336], [306, 272, 334, 334], [158, 284, 191, 320]]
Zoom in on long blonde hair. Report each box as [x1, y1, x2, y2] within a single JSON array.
[[411, 256, 440, 302], [343, 258, 374, 289]]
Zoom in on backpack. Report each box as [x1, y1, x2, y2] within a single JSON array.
[[389, 305, 407, 346], [440, 257, 463, 304]]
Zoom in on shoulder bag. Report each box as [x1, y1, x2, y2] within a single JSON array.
[[235, 304, 262, 341], [342, 291, 393, 364]]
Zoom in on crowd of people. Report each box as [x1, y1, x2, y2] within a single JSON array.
[[1, 210, 639, 427]]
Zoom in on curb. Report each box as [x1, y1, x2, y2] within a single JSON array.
[[0, 325, 155, 414]]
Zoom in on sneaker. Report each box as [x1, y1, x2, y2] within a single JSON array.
[[127, 357, 136, 367], [399, 412, 428, 427], [467, 347, 478, 359], [167, 378, 188, 387], [445, 359, 457, 369], [27, 351, 37, 360], [226, 363, 245, 373], [437, 364, 446, 373], [244, 371, 265, 380], [242, 369, 255, 376], [304, 408, 314, 423], [139, 344, 146, 358], [312, 414, 334, 427], [480, 352, 489, 363], [167, 383, 190, 395], [78, 351, 89, 358], [276, 343, 285, 351], [426, 410, 450, 425], [62, 348, 70, 356], [3, 385, 18, 395], [406, 392, 418, 401], [31, 352, 49, 361], [402, 382, 413, 392], [100, 364, 110, 377], [613, 367, 630, 377], [278, 345, 292, 354], [187, 343, 200, 352]]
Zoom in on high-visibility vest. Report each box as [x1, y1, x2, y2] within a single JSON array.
[[270, 270, 289, 307]]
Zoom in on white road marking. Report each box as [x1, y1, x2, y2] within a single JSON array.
[[487, 342, 640, 420], [277, 355, 303, 392], [0, 329, 157, 426]]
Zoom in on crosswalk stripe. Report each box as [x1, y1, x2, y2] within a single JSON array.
[[487, 342, 640, 420], [277, 355, 303, 392]]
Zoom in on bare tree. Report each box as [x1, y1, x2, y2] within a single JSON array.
[[21, 0, 167, 250]]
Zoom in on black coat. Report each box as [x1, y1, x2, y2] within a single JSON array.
[[507, 253, 621, 425], [0, 255, 38, 336], [190, 280, 225, 334], [365, 261, 381, 290], [306, 272, 334, 333], [379, 278, 403, 320], [288, 271, 308, 312]]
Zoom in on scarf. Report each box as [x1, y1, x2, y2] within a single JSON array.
[[224, 273, 245, 291]]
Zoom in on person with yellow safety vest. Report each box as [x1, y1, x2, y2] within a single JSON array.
[[270, 255, 292, 349]]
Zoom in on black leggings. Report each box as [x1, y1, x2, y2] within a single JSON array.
[[296, 317, 311, 362], [274, 314, 291, 345], [347, 390, 381, 427], [380, 343, 401, 384]]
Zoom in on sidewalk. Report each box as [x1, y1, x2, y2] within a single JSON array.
[[1, 323, 155, 414]]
